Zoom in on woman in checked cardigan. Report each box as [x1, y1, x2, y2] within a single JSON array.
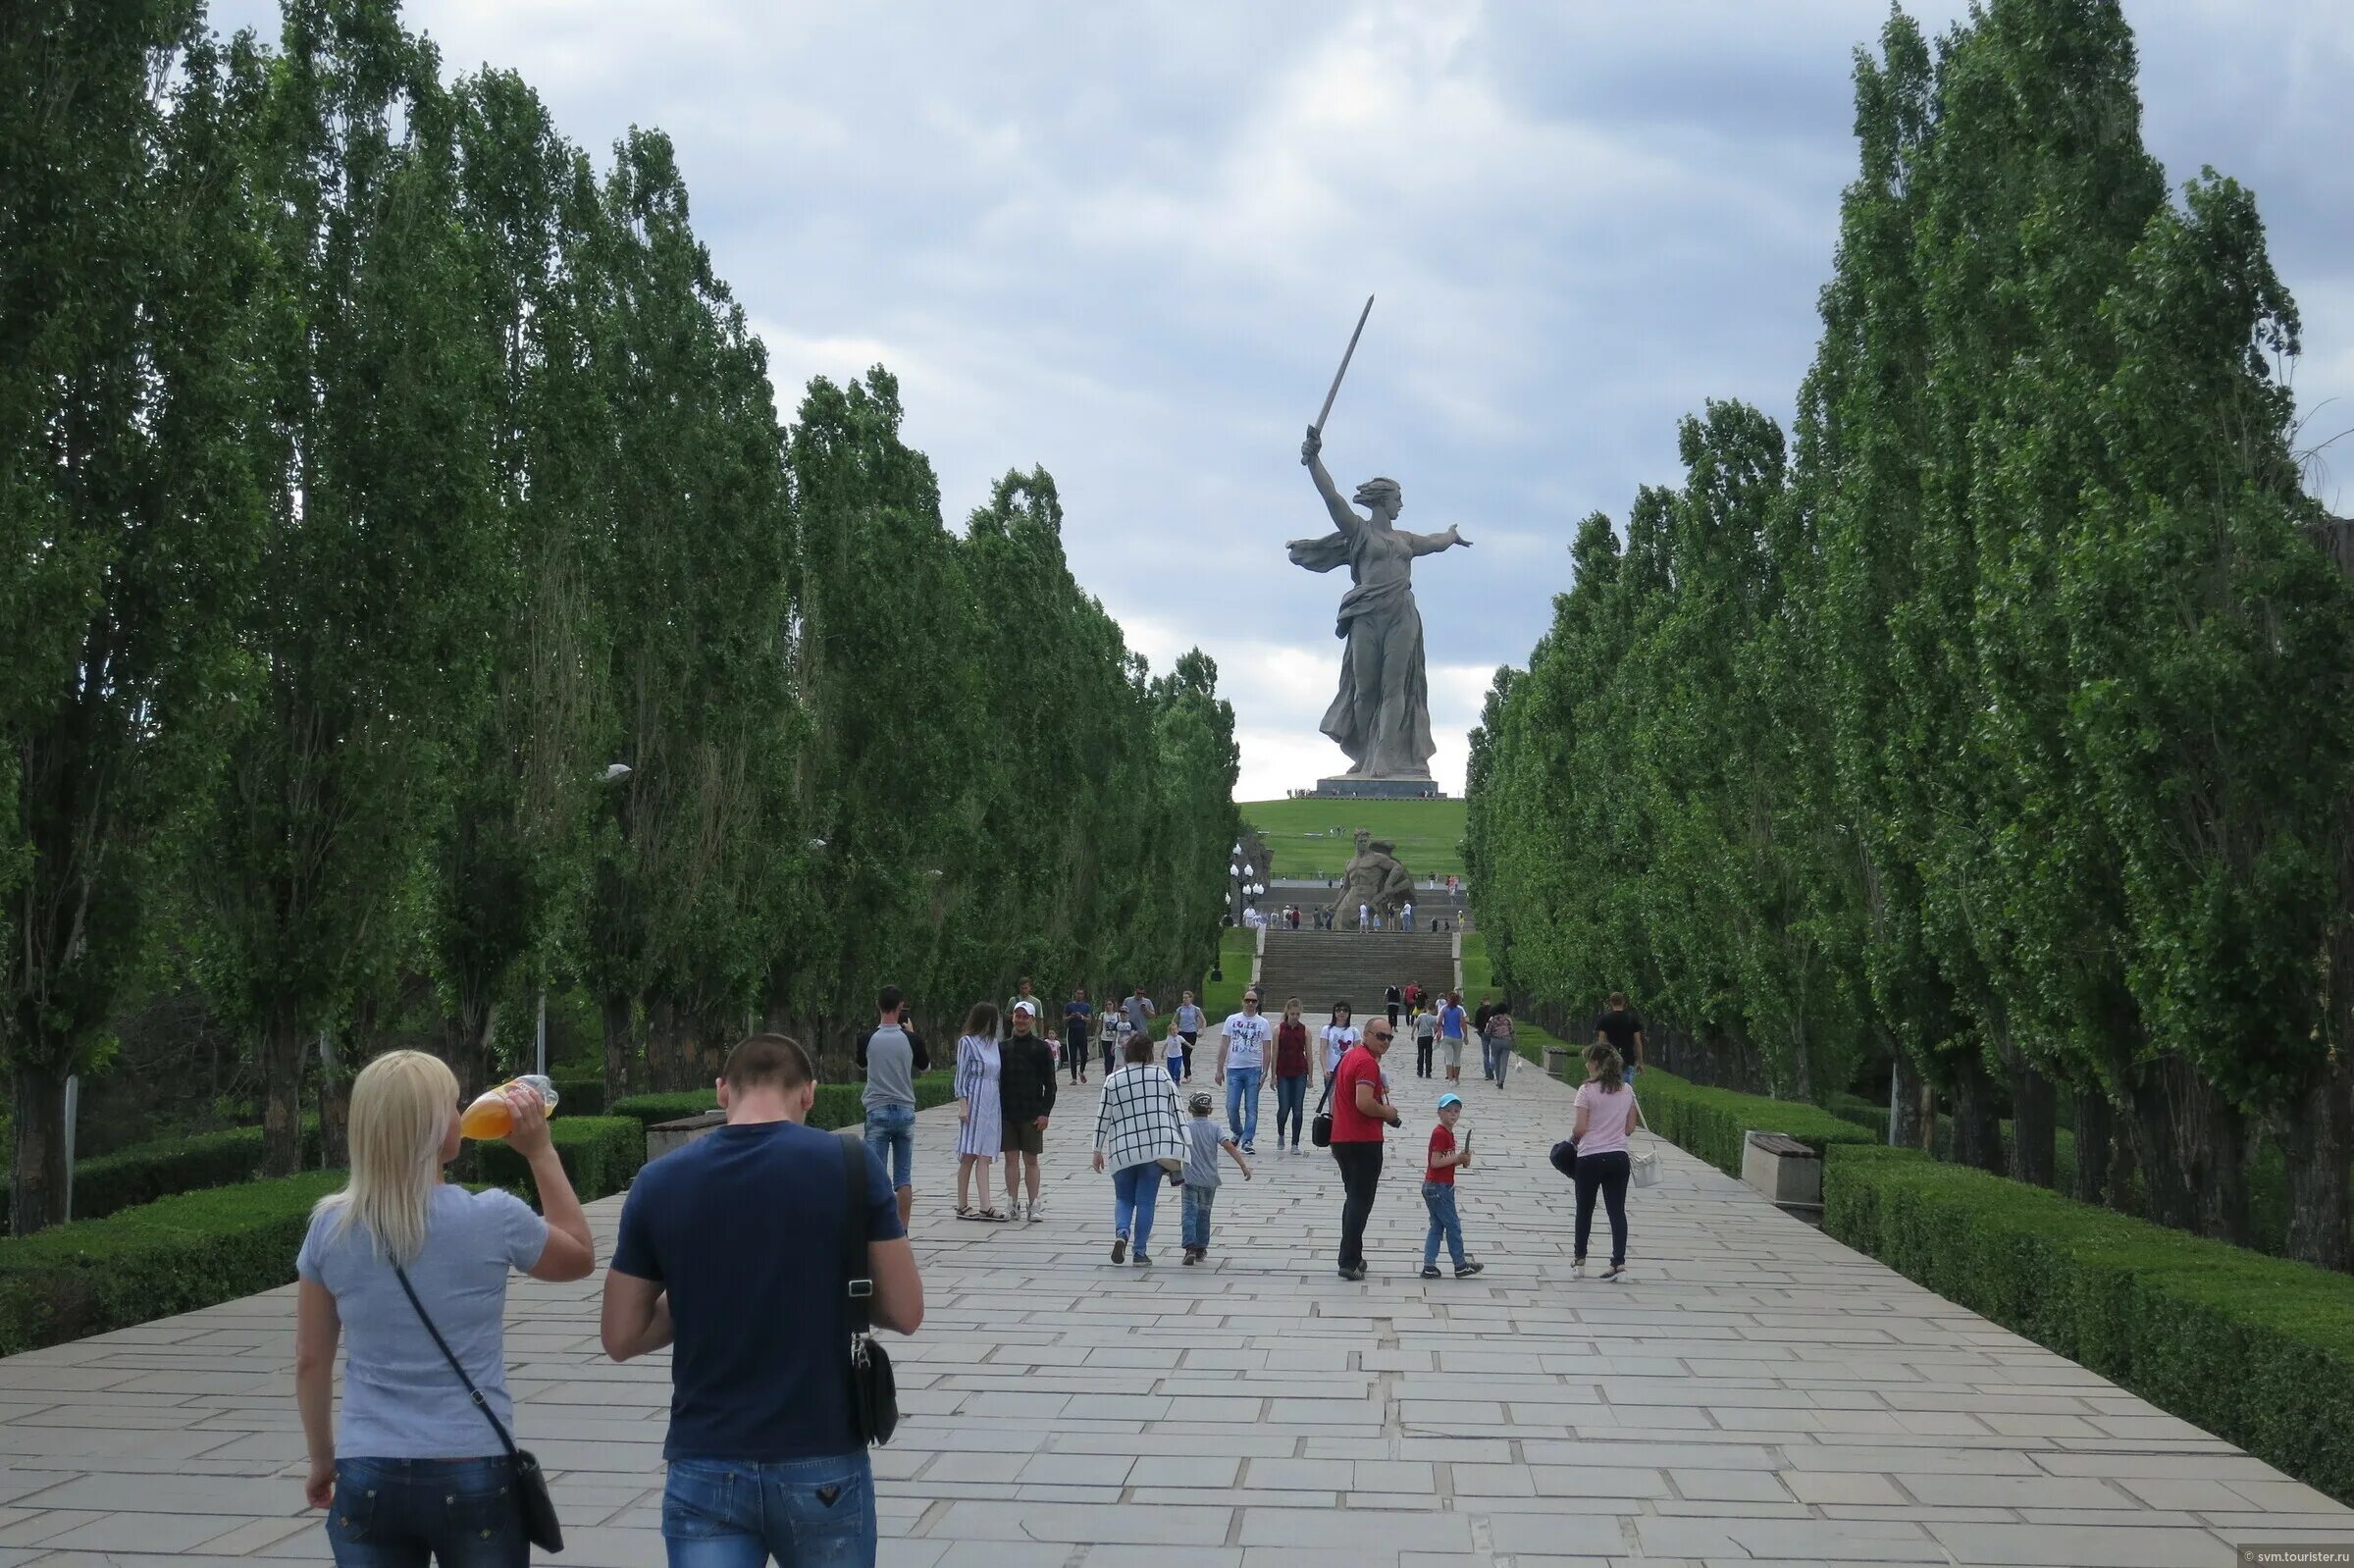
[[1091, 1030, 1186, 1266]]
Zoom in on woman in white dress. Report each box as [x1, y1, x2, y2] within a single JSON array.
[[955, 1002, 1007, 1221]]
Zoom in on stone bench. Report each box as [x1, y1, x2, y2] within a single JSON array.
[[1741, 1130, 1823, 1210]]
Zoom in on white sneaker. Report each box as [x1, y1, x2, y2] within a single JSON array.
[[1570, 1259, 1587, 1279], [1006, 1201, 1023, 1224], [1025, 1199, 1043, 1224]]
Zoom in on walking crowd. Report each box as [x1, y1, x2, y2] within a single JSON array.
[[289, 974, 1651, 1566]]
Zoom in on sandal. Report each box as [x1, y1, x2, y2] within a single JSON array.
[[975, 1207, 1007, 1223], [956, 1205, 983, 1222]]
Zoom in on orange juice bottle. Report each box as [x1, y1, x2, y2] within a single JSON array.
[[459, 1073, 559, 1139]]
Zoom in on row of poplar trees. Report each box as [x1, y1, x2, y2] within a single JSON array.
[[0, 0, 1241, 1233], [1464, 0, 2354, 1271]]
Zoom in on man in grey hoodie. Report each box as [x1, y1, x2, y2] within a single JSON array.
[[858, 985, 930, 1228]]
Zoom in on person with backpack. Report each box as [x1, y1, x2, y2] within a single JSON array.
[[1485, 1001, 1517, 1088], [1436, 992, 1469, 1086]]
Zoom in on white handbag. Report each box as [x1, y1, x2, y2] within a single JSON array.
[[1629, 1094, 1661, 1188]]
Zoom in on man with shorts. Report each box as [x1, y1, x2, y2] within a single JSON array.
[[1437, 991, 1469, 1086], [858, 986, 929, 1228], [999, 1005, 1057, 1223]]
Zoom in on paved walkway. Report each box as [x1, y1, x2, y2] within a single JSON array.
[[2, 1062, 2349, 1565]]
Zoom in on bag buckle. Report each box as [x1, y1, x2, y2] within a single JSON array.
[[847, 1279, 874, 1299]]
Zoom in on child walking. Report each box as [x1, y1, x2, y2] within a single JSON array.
[[1180, 1090, 1253, 1264], [1421, 1093, 1485, 1279]]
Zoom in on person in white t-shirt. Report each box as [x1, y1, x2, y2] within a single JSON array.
[[1213, 990, 1274, 1154], [1318, 1002, 1360, 1093]]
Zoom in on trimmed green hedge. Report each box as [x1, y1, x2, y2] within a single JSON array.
[[471, 1116, 643, 1205], [550, 1075, 606, 1116], [610, 1073, 957, 1134], [1624, 1067, 1877, 1175], [1825, 1144, 2354, 1506], [0, 1172, 344, 1356]]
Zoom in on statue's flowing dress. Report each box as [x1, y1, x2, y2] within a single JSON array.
[[1288, 521, 1439, 777]]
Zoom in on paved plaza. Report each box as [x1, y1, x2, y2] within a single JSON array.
[[1, 1062, 2349, 1565]]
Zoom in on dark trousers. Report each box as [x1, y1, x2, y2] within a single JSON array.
[[1386, 1004, 1400, 1028], [1574, 1149, 1631, 1266], [1415, 1036, 1433, 1076], [1333, 1141, 1384, 1272], [1067, 1034, 1087, 1079]]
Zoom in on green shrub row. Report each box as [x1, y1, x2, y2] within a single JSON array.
[[550, 1075, 606, 1116], [609, 1073, 957, 1134], [470, 1116, 644, 1206], [0, 1120, 330, 1233], [1824, 1144, 2354, 1506], [1621, 1067, 1878, 1175], [0, 1172, 344, 1357]]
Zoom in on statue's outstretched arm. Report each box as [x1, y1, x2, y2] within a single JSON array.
[[1405, 524, 1471, 557]]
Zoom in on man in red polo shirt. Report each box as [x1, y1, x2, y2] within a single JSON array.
[[1330, 1018, 1401, 1281]]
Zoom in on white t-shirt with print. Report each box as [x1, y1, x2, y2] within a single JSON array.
[[1320, 1023, 1359, 1073], [1221, 1012, 1273, 1071]]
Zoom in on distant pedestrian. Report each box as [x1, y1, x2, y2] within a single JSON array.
[[1595, 993, 1647, 1087], [1413, 1003, 1437, 1078], [1421, 1092, 1483, 1279], [1173, 988, 1206, 1081], [1358, 901, 1370, 932], [1215, 989, 1273, 1153], [953, 1003, 1007, 1222], [1097, 1004, 1122, 1077], [1092, 1034, 1185, 1267], [1472, 995, 1495, 1081], [1005, 976, 1042, 1039], [999, 1006, 1058, 1224], [1571, 1043, 1638, 1280], [1486, 1002, 1516, 1088], [296, 1053, 595, 1564], [1401, 899, 1414, 932], [1437, 992, 1468, 1085], [1273, 997, 1312, 1152], [1124, 985, 1157, 1037], [859, 985, 931, 1229], [1180, 1091, 1253, 1264], [602, 1033, 923, 1566], [1064, 988, 1094, 1083], [1319, 1002, 1360, 1086], [1331, 1018, 1402, 1281], [1385, 982, 1402, 1030]]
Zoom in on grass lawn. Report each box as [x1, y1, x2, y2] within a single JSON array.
[[1199, 926, 1259, 1019], [1239, 797, 1468, 879], [1458, 931, 1568, 1069]]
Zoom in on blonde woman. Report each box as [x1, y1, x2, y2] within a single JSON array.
[[294, 1050, 595, 1564]]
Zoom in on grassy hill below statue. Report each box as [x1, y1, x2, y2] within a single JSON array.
[[1240, 797, 1467, 880]]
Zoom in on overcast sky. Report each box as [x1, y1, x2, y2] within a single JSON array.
[[213, 0, 2354, 799]]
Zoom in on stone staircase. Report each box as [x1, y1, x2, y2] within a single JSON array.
[[1266, 882, 1469, 930], [1253, 929, 1457, 1018]]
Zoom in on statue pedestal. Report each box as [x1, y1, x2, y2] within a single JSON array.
[[1314, 776, 1446, 800]]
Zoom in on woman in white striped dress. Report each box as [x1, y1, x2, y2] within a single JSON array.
[[955, 1002, 1008, 1221], [1090, 1029, 1186, 1266]]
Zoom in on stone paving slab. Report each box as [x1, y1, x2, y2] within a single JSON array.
[[3, 1059, 2351, 1564]]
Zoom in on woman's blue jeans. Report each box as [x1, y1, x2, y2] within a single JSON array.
[[661, 1452, 877, 1567], [1112, 1161, 1164, 1253], [1274, 1072, 1308, 1144], [325, 1456, 525, 1567]]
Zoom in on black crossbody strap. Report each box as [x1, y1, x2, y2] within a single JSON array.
[[838, 1138, 874, 1338], [392, 1263, 520, 1461]]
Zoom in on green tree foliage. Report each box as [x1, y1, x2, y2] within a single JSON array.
[[0, 3, 267, 1230], [2, 0, 1244, 1228], [1467, 0, 2354, 1270]]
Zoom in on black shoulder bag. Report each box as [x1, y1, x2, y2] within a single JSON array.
[[392, 1264, 562, 1553], [838, 1137, 900, 1445], [1310, 1075, 1335, 1149]]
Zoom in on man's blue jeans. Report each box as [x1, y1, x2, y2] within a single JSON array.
[[1112, 1161, 1164, 1254], [862, 1103, 915, 1191], [1225, 1065, 1264, 1144], [661, 1453, 877, 1567], [1423, 1180, 1468, 1270], [1182, 1182, 1216, 1250]]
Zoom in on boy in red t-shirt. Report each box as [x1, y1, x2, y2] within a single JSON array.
[[1420, 1093, 1484, 1279]]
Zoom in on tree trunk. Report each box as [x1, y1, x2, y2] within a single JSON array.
[[8, 1060, 71, 1236], [317, 1031, 350, 1169], [2280, 1053, 2353, 1273], [1890, 1046, 1929, 1150], [260, 1004, 308, 1176], [2126, 1071, 2197, 1231], [2008, 1062, 2058, 1190], [2191, 1085, 2251, 1249], [601, 994, 635, 1101], [442, 996, 501, 1097], [1947, 1064, 2006, 1175], [2073, 1088, 2113, 1206]]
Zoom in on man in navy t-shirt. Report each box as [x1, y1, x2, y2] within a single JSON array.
[[602, 1034, 923, 1562]]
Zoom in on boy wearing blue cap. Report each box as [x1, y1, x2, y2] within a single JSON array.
[[1422, 1093, 1484, 1279]]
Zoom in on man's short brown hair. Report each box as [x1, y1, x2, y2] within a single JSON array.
[[723, 1033, 813, 1094]]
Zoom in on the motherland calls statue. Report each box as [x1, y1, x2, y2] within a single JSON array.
[[1285, 296, 1470, 782], [1332, 828, 1414, 930]]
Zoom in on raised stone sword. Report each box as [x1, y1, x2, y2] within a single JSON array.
[[1310, 293, 1376, 441]]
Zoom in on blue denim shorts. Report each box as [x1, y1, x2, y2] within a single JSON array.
[[863, 1103, 915, 1190]]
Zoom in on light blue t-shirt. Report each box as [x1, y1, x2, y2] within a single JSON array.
[[296, 1184, 548, 1458]]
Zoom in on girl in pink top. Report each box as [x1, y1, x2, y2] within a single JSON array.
[[1570, 1044, 1639, 1279]]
